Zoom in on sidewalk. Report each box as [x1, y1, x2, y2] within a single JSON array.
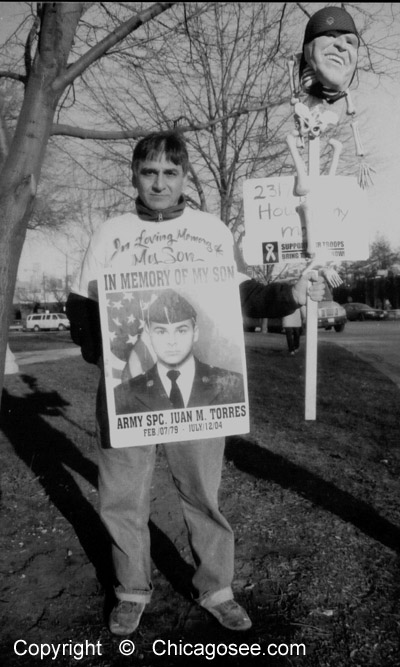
[[11, 347, 81, 368]]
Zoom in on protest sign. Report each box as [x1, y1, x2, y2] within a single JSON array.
[[98, 263, 249, 447], [242, 175, 370, 266]]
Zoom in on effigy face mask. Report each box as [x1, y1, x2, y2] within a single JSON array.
[[303, 31, 358, 92]]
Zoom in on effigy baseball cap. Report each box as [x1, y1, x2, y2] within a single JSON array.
[[303, 6, 359, 45], [147, 289, 197, 324]]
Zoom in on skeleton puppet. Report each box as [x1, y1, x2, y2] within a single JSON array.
[[287, 7, 367, 419], [287, 6, 371, 288], [289, 6, 373, 192]]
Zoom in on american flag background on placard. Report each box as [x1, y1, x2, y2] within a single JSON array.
[[105, 290, 157, 386]]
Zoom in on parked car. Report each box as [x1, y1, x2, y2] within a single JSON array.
[[318, 300, 347, 332], [25, 313, 70, 331], [268, 300, 346, 333], [243, 315, 262, 332], [9, 320, 24, 331], [343, 302, 388, 322]]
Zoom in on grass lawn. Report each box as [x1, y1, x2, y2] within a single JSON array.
[[0, 338, 399, 666]]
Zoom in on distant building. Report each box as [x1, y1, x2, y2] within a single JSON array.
[[13, 230, 81, 317]]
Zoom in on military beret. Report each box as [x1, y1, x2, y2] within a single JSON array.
[[147, 289, 197, 324]]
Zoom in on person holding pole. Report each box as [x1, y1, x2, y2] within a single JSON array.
[[66, 130, 324, 636]]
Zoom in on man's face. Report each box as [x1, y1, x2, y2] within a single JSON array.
[[147, 319, 198, 368], [304, 31, 358, 91], [132, 154, 187, 211]]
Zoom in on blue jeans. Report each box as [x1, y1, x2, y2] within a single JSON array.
[[96, 378, 235, 607]]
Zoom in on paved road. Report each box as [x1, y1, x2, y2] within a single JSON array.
[[319, 320, 400, 389], [246, 319, 400, 388]]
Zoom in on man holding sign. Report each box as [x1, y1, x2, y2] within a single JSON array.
[[67, 131, 324, 636]]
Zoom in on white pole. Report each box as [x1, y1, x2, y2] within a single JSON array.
[[304, 136, 320, 420]]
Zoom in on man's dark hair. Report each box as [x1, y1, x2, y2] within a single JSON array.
[[132, 131, 189, 175]]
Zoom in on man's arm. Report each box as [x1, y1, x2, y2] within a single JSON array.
[[66, 293, 102, 365], [239, 273, 325, 319], [234, 238, 324, 318]]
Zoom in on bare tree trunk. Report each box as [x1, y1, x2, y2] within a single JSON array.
[[0, 3, 83, 410], [0, 86, 54, 384]]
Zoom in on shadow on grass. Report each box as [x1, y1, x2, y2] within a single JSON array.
[[1, 373, 195, 604], [225, 435, 400, 554], [1, 376, 111, 591]]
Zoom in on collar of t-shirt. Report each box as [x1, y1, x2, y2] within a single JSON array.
[[158, 356, 195, 407], [135, 195, 186, 221]]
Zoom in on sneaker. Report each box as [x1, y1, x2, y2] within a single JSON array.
[[206, 599, 252, 631], [109, 600, 145, 636]]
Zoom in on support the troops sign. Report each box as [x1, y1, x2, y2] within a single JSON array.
[[242, 175, 370, 266]]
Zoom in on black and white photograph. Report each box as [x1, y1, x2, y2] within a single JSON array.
[[98, 265, 249, 446], [1, 3, 400, 666]]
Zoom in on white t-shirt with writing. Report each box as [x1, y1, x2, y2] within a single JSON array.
[[72, 207, 244, 301]]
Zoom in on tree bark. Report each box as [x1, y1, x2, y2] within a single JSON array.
[[0, 3, 84, 410]]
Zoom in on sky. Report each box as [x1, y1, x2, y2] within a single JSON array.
[[0, 1, 25, 34], [362, 79, 400, 250], [1, 2, 400, 285]]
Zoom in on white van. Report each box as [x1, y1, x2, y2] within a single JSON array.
[[25, 313, 70, 332]]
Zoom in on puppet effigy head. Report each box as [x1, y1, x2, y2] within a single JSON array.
[[299, 6, 359, 103]]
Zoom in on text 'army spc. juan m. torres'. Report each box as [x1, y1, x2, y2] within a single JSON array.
[[66, 130, 324, 636]]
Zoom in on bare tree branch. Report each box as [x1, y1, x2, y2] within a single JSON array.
[[52, 2, 176, 93], [24, 13, 40, 80], [51, 101, 283, 140], [0, 71, 26, 84]]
